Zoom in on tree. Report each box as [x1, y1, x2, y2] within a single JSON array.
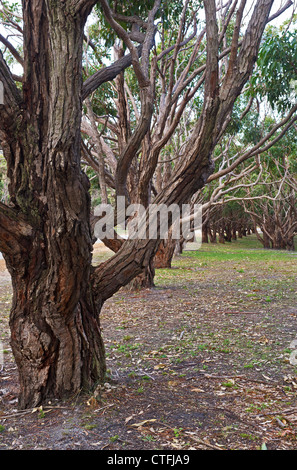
[[82, 3, 297, 277], [239, 157, 297, 250], [202, 137, 297, 251], [0, 0, 290, 409], [82, 1, 207, 282]]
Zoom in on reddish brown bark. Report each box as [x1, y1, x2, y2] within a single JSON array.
[[154, 238, 177, 269], [0, 1, 106, 408]]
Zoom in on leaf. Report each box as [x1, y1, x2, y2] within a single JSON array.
[[130, 419, 157, 427], [125, 415, 134, 424], [148, 350, 159, 356], [168, 380, 179, 388], [261, 442, 267, 450], [86, 396, 98, 407], [154, 363, 167, 370]]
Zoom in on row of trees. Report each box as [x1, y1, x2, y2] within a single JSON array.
[[200, 128, 297, 251], [81, 5, 297, 265], [0, 0, 296, 408]]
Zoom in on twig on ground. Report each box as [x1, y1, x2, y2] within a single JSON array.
[[185, 432, 225, 450], [93, 403, 115, 413]]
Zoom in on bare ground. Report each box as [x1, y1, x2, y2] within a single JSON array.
[[1, 237, 297, 451]]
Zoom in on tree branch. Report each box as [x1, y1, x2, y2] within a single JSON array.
[[0, 33, 24, 66], [207, 103, 297, 182], [0, 50, 23, 139], [73, 0, 98, 15], [267, 0, 293, 24], [90, 0, 291, 301], [203, 0, 219, 100], [82, 46, 142, 101], [0, 34, 24, 65], [99, 0, 149, 88]]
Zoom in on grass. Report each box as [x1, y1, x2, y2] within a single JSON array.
[[143, 234, 297, 380], [1, 233, 297, 450], [181, 235, 295, 262], [156, 235, 296, 294]]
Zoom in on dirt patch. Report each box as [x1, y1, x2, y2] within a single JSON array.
[[1, 238, 297, 450]]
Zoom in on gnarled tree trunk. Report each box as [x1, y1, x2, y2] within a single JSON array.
[[154, 229, 177, 269], [9, 262, 106, 408], [1, 1, 106, 408]]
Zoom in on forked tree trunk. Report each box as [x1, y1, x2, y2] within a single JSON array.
[[1, 1, 106, 408], [100, 235, 156, 289], [125, 258, 156, 290], [7, 171, 106, 409], [209, 228, 217, 243], [154, 231, 177, 269]]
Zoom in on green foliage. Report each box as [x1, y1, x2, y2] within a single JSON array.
[[0, 1, 22, 22], [94, 0, 199, 48], [250, 26, 297, 112]]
